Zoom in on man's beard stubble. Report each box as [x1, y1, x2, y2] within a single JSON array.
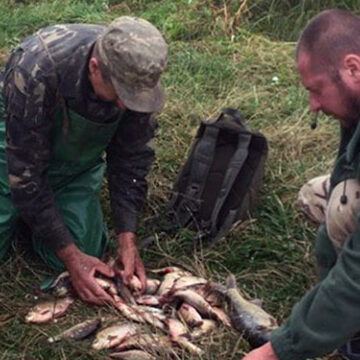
[[335, 77, 360, 128]]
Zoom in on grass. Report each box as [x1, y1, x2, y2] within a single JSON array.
[[0, 0, 349, 359]]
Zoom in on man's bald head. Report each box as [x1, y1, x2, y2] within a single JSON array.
[[297, 9, 360, 76]]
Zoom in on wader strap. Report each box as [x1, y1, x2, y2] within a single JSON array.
[[175, 125, 220, 227], [210, 131, 252, 237]]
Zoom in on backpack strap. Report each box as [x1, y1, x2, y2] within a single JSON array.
[[172, 124, 220, 227], [217, 107, 249, 132], [209, 130, 252, 239], [176, 108, 246, 227]]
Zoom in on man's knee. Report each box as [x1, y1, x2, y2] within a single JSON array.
[[326, 179, 360, 252], [295, 174, 330, 225]]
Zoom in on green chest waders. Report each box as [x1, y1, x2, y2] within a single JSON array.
[[0, 94, 121, 270]]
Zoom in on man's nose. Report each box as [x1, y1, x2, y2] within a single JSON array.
[[309, 94, 321, 113]]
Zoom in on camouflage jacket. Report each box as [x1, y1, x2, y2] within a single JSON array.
[[0, 24, 157, 251]]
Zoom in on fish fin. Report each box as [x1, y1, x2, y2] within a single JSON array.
[[226, 274, 237, 289], [209, 281, 227, 295]]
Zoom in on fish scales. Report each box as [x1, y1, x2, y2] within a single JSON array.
[[135, 295, 160, 306], [110, 349, 156, 360], [48, 318, 101, 343], [173, 336, 204, 355], [156, 272, 183, 296], [25, 297, 74, 324], [113, 333, 173, 353], [144, 279, 160, 295], [92, 323, 139, 350], [168, 289, 217, 319], [178, 303, 203, 327], [191, 319, 217, 339]]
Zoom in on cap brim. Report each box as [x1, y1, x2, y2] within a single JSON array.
[[112, 79, 165, 113]]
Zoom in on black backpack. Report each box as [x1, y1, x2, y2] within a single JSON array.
[[163, 108, 268, 246]]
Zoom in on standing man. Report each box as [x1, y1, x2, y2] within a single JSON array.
[[244, 9, 360, 360], [0, 17, 168, 305]]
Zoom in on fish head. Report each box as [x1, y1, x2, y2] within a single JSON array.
[[25, 308, 52, 323]]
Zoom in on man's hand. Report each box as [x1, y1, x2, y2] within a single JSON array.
[[116, 232, 146, 294], [242, 342, 279, 360], [57, 243, 115, 305]]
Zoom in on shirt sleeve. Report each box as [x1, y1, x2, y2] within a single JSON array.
[[3, 66, 74, 251], [106, 109, 157, 234], [271, 218, 360, 360]]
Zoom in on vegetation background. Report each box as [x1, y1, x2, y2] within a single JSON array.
[[1, 0, 359, 359]]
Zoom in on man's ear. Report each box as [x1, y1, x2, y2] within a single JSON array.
[[88, 57, 100, 76], [341, 54, 360, 86]]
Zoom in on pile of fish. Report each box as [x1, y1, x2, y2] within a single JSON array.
[[25, 265, 279, 359]]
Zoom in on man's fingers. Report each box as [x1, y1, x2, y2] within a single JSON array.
[[80, 288, 104, 306], [122, 257, 135, 285], [136, 259, 147, 294], [90, 280, 116, 303], [95, 260, 115, 278], [77, 277, 115, 306]]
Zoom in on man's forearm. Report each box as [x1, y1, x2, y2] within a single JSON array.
[[57, 242, 81, 265], [116, 232, 136, 245]]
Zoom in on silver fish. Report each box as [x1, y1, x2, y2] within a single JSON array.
[[115, 303, 166, 331], [165, 289, 218, 319], [172, 276, 207, 291], [92, 323, 139, 350], [48, 318, 101, 343], [113, 333, 173, 353], [135, 295, 160, 307], [47, 271, 73, 297], [213, 274, 278, 348], [200, 282, 223, 307], [178, 303, 203, 327], [151, 266, 192, 276], [191, 319, 217, 339], [166, 318, 188, 338], [96, 278, 118, 296], [174, 336, 204, 356], [110, 350, 156, 360], [136, 305, 167, 331], [212, 306, 231, 327], [114, 274, 136, 305], [156, 272, 183, 296], [144, 279, 160, 295], [166, 319, 203, 356], [136, 305, 165, 317], [140, 311, 167, 331], [25, 297, 74, 324], [114, 303, 145, 324], [128, 275, 142, 292]]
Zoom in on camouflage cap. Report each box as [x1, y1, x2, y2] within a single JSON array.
[[97, 16, 168, 113]]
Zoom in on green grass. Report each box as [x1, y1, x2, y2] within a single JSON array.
[[0, 1, 347, 359], [241, 0, 360, 41]]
